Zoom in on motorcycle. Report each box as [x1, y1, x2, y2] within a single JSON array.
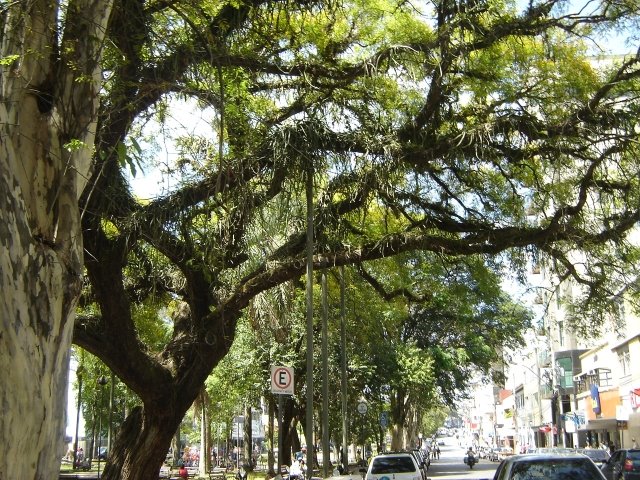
[[464, 453, 477, 469]]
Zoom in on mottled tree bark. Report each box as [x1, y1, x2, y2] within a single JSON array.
[[0, 1, 113, 478]]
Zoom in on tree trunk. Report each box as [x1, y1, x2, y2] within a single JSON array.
[[244, 404, 253, 469], [281, 397, 297, 466], [390, 389, 408, 450], [0, 1, 113, 478], [173, 429, 181, 466], [207, 407, 213, 471], [102, 407, 181, 479], [199, 391, 209, 477]]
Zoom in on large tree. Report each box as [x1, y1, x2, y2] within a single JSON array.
[[3, 0, 640, 479], [0, 1, 114, 479]]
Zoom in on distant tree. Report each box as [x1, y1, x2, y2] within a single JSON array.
[[341, 252, 531, 449]]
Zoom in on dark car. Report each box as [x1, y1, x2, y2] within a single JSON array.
[[493, 453, 606, 480], [577, 448, 611, 467], [410, 449, 429, 479], [601, 449, 640, 480], [97, 446, 108, 460]]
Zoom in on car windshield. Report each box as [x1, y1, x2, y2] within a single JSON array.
[[629, 451, 640, 460], [371, 457, 416, 474], [509, 458, 601, 480]]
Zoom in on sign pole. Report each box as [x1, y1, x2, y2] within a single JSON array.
[[357, 402, 368, 467], [278, 394, 283, 476], [271, 366, 294, 477]]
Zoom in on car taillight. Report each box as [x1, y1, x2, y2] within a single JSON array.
[[624, 459, 633, 471]]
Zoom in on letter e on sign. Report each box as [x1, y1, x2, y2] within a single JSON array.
[[271, 366, 294, 395]]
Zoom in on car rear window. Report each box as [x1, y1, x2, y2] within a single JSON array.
[[509, 458, 601, 480], [371, 456, 416, 474], [581, 450, 609, 461]]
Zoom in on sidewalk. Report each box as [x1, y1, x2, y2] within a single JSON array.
[[59, 473, 102, 479]]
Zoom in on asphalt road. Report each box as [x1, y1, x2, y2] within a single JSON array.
[[427, 438, 498, 480]]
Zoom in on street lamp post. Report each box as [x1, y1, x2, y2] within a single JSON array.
[[73, 366, 84, 469], [97, 375, 109, 478], [236, 413, 242, 470]]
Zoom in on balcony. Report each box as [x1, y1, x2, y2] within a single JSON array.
[[572, 367, 612, 395], [540, 383, 554, 399], [538, 350, 552, 368]]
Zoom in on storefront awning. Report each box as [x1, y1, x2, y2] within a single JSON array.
[[581, 418, 618, 431]]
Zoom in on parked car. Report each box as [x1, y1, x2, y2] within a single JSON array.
[[487, 448, 500, 462], [493, 453, 607, 480], [601, 449, 640, 480], [363, 452, 423, 480], [577, 448, 611, 467], [529, 447, 574, 454], [97, 446, 108, 460], [479, 446, 497, 459], [496, 446, 515, 461], [410, 449, 429, 478]]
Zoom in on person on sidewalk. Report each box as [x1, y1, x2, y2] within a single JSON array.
[[179, 464, 189, 479]]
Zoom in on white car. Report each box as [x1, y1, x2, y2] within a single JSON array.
[[364, 453, 423, 480]]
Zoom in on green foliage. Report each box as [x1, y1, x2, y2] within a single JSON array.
[[65, 0, 640, 475], [421, 406, 450, 437], [0, 54, 19, 66], [345, 251, 531, 409], [64, 139, 88, 152], [71, 348, 140, 445]]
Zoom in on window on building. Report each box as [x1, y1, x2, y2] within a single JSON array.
[[598, 368, 613, 388], [557, 357, 573, 388], [618, 346, 631, 377]]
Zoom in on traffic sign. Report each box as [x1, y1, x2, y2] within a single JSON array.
[[380, 411, 388, 428], [271, 366, 294, 395], [357, 401, 368, 415]]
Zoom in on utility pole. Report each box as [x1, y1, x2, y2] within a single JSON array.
[[305, 163, 314, 479], [340, 267, 349, 474], [321, 273, 329, 478]]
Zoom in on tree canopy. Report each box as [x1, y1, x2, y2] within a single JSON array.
[[2, 0, 640, 478]]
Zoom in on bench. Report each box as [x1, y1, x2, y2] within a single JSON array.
[[209, 467, 227, 480]]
